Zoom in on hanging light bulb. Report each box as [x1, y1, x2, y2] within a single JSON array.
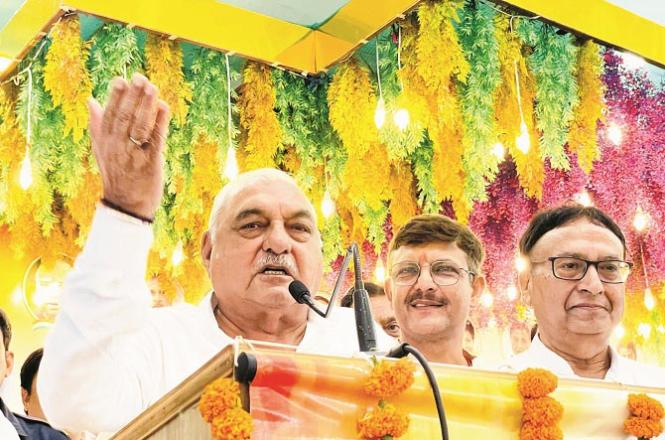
[[633, 206, 650, 232], [637, 322, 652, 340], [492, 142, 505, 160], [644, 287, 655, 311], [19, 151, 33, 190], [515, 255, 528, 273], [224, 147, 239, 180], [374, 259, 386, 283], [393, 108, 410, 131], [171, 241, 184, 267], [480, 291, 494, 308], [374, 96, 386, 129], [506, 285, 518, 301], [575, 191, 593, 207], [516, 120, 530, 153], [613, 323, 625, 340], [321, 190, 335, 219], [607, 123, 622, 146]]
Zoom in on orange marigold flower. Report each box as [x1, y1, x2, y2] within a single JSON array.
[[624, 416, 664, 439], [522, 396, 564, 426], [363, 358, 416, 399], [517, 368, 558, 398], [628, 394, 665, 421], [199, 378, 241, 423], [520, 422, 563, 440], [211, 407, 253, 440], [357, 403, 410, 439]]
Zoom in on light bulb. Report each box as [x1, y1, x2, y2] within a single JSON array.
[[374, 97, 386, 129], [374, 259, 386, 283], [575, 191, 593, 207], [321, 190, 335, 219], [515, 256, 528, 273], [480, 291, 494, 308], [516, 121, 530, 153], [613, 324, 625, 340], [506, 285, 518, 301], [492, 142, 505, 160], [224, 147, 239, 180], [633, 206, 649, 232], [19, 152, 33, 189], [607, 123, 622, 146], [637, 322, 651, 339], [171, 241, 184, 267], [620, 52, 646, 70], [657, 325, 665, 334], [644, 287, 655, 311], [393, 108, 410, 131]]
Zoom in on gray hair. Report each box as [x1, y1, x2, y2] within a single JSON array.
[[207, 168, 317, 238]]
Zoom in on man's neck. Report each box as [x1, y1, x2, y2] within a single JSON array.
[[212, 295, 308, 346], [401, 333, 469, 366], [539, 333, 611, 379]]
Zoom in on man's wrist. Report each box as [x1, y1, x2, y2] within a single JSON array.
[[100, 198, 154, 224]]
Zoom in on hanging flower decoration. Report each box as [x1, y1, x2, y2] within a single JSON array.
[[623, 393, 664, 440], [44, 16, 92, 142], [517, 368, 563, 440], [494, 16, 543, 200], [518, 20, 578, 170], [237, 62, 282, 171], [568, 41, 604, 173], [357, 401, 410, 440], [199, 377, 253, 440], [389, 161, 419, 232], [145, 34, 192, 127]]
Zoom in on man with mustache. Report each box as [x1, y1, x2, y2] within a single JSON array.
[[38, 74, 392, 434], [500, 205, 665, 386], [384, 214, 486, 365]]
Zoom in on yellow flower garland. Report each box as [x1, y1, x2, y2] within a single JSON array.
[[389, 162, 418, 232], [568, 41, 604, 174], [43, 16, 92, 142], [145, 35, 192, 127], [237, 62, 282, 171]]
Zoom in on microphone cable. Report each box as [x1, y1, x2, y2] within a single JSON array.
[[387, 343, 449, 440]]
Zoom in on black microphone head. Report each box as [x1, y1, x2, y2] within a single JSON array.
[[288, 280, 311, 304]]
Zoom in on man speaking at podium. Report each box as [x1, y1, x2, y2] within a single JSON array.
[[37, 74, 392, 434]]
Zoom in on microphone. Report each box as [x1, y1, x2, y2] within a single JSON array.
[[351, 243, 377, 352]]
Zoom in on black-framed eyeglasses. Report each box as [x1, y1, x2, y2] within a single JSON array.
[[390, 260, 476, 287], [531, 256, 632, 284]]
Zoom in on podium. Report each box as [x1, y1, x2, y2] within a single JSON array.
[[110, 341, 665, 439]]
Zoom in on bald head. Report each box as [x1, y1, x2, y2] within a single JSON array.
[[208, 168, 317, 238]]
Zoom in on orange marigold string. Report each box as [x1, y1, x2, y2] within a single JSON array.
[[624, 393, 665, 440], [521, 396, 563, 427], [517, 368, 558, 398], [211, 407, 253, 440], [520, 423, 563, 440], [199, 377, 242, 423], [363, 358, 416, 399], [357, 402, 410, 440]]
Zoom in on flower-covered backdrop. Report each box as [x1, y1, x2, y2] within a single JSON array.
[[0, 1, 664, 363]]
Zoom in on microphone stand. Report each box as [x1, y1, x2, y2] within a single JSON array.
[[351, 243, 377, 352]]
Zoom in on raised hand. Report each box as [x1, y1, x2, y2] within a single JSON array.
[[88, 73, 171, 221]]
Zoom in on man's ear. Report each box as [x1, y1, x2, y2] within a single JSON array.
[[21, 387, 29, 411], [4, 350, 14, 378], [201, 231, 213, 272], [471, 274, 486, 300], [518, 270, 531, 306]]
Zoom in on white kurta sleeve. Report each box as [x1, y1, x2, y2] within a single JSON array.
[[38, 205, 162, 433]]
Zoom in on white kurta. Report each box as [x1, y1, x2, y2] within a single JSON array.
[[498, 334, 665, 388], [38, 206, 394, 434]]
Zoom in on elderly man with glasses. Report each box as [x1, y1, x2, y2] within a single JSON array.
[[500, 204, 665, 386], [384, 214, 486, 365]]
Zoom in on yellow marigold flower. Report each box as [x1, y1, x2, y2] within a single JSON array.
[[199, 378, 241, 423], [357, 403, 410, 439], [628, 393, 665, 421], [517, 368, 558, 399], [520, 423, 563, 440], [624, 416, 664, 439], [363, 358, 416, 399], [522, 396, 564, 426], [211, 407, 253, 440]]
